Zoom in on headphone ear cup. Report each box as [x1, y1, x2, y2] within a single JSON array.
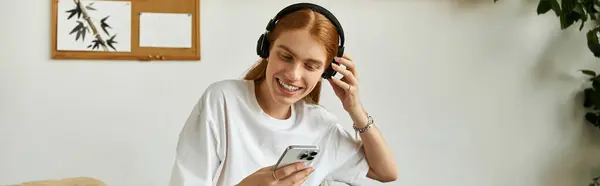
[[322, 60, 338, 79], [323, 46, 344, 78], [337, 46, 344, 57], [256, 34, 265, 57], [263, 40, 270, 58], [256, 34, 270, 58]]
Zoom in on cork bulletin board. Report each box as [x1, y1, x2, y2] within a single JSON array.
[[51, 0, 201, 61]]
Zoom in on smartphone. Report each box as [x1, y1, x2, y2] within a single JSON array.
[[272, 145, 320, 170]]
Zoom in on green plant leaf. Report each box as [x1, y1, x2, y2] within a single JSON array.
[[585, 88, 594, 108], [582, 70, 597, 76], [585, 2, 598, 20], [585, 113, 599, 125], [538, 0, 562, 16], [560, 12, 577, 29], [590, 84, 600, 108], [593, 79, 600, 89], [562, 0, 576, 12], [575, 3, 589, 30], [560, 0, 579, 29], [593, 75, 600, 83], [574, 3, 585, 15], [587, 27, 600, 57], [550, 0, 561, 16], [537, 1, 552, 14]]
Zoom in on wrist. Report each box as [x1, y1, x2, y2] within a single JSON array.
[[348, 107, 368, 127], [352, 113, 374, 139]]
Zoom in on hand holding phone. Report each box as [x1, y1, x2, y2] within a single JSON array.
[[273, 145, 320, 170], [236, 161, 314, 186], [236, 145, 319, 186]]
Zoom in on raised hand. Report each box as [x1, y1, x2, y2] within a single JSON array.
[[327, 52, 362, 113]]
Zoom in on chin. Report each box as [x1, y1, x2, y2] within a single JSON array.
[[269, 77, 307, 105]]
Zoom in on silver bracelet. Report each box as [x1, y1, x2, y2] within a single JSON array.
[[353, 114, 373, 133]]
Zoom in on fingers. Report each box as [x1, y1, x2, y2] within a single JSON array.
[[334, 54, 357, 77], [279, 166, 315, 185], [273, 162, 307, 181], [291, 172, 311, 186], [335, 56, 354, 72], [292, 176, 309, 186], [331, 63, 358, 85], [332, 56, 358, 83], [260, 165, 274, 172], [329, 76, 353, 93]]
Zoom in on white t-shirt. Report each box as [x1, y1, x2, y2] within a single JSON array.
[[168, 79, 369, 186]]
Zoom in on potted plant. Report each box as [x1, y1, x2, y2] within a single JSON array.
[[495, 0, 600, 184]]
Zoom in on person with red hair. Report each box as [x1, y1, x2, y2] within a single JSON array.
[[169, 3, 398, 186]]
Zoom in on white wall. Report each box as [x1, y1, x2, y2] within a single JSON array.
[[2, 0, 600, 186]]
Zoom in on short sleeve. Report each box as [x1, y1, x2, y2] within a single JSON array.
[[169, 90, 226, 186], [326, 124, 370, 186]]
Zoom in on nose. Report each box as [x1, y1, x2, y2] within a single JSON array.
[[284, 63, 302, 81]]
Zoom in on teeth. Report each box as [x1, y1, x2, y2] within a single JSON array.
[[278, 79, 299, 91]]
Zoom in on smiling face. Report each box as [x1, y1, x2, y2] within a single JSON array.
[[262, 29, 329, 106], [245, 8, 340, 117]]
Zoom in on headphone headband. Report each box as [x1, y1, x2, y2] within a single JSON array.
[[266, 3, 345, 48], [256, 2, 345, 79]]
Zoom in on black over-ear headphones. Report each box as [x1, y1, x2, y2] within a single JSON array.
[[256, 2, 345, 79]]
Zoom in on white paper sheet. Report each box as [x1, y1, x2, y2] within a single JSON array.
[[139, 12, 192, 48]]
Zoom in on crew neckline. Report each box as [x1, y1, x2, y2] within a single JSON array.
[[245, 79, 297, 124]]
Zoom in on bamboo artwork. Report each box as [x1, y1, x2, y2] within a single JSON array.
[[51, 0, 201, 61], [55, 0, 131, 52], [75, 0, 109, 51]]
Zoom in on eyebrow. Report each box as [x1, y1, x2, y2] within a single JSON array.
[[276, 45, 324, 66]]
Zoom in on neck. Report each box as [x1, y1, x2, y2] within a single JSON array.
[[255, 80, 292, 120]]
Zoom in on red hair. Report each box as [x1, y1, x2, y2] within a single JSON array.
[[243, 8, 340, 104]]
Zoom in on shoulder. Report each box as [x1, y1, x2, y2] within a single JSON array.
[[190, 79, 252, 123], [203, 79, 248, 95], [192, 79, 250, 113], [198, 79, 249, 100], [299, 102, 340, 130]]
